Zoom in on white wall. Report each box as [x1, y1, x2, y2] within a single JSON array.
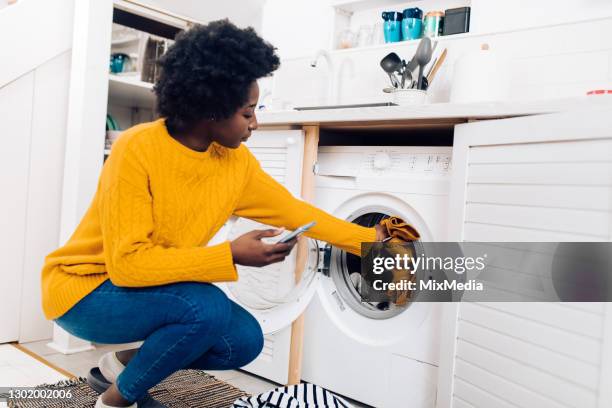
[[261, 0, 612, 107], [262, 0, 335, 59], [471, 0, 612, 34], [261, 0, 612, 60]]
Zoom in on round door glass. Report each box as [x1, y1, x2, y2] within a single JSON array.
[[327, 211, 426, 320]]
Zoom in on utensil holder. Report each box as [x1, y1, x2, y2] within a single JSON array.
[[392, 89, 427, 105]]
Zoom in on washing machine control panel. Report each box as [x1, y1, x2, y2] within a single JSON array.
[[363, 151, 452, 175]]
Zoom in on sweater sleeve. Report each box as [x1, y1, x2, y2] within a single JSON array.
[[98, 145, 237, 287], [233, 148, 377, 256]]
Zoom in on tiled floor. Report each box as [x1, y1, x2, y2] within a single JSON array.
[[0, 343, 69, 408], [0, 344, 67, 386], [13, 340, 370, 407]]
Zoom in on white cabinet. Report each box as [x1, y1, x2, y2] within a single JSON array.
[[0, 0, 75, 343], [214, 129, 311, 385], [0, 74, 34, 343], [438, 108, 612, 408]]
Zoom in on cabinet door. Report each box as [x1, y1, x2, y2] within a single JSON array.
[[0, 74, 34, 343], [438, 108, 612, 408], [215, 129, 312, 385]]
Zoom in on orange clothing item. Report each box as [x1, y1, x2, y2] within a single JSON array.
[[41, 119, 377, 320]]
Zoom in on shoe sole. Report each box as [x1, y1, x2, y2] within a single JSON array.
[[87, 367, 111, 394]]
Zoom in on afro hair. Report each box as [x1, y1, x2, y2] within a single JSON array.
[[154, 19, 280, 130]]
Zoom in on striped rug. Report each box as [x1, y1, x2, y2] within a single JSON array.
[[6, 369, 249, 408]]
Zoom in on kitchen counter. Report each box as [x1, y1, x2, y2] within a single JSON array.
[[257, 96, 611, 128]]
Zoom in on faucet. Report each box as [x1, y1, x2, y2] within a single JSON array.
[[257, 87, 273, 110], [310, 49, 337, 104]]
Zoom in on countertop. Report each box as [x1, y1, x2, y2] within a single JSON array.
[[256, 96, 612, 127]]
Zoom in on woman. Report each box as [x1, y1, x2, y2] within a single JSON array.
[[42, 20, 387, 408]]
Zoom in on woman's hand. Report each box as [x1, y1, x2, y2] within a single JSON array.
[[230, 228, 298, 267], [374, 224, 390, 241]]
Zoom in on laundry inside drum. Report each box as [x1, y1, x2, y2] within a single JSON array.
[[330, 211, 421, 320]]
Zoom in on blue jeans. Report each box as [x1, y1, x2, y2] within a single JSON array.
[[55, 279, 263, 402]]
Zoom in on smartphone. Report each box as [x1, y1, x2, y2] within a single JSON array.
[[278, 221, 316, 244]]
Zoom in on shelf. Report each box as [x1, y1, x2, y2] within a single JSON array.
[[330, 31, 472, 54], [111, 35, 140, 46], [108, 74, 155, 109], [332, 0, 423, 13]]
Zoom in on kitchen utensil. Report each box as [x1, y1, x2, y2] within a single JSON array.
[[401, 61, 412, 89], [382, 12, 403, 43], [380, 52, 403, 87], [443, 7, 470, 36], [426, 48, 447, 85], [423, 11, 444, 38], [401, 8, 423, 41], [405, 40, 435, 80], [414, 37, 433, 90]]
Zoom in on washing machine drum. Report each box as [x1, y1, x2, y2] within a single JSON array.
[[326, 212, 428, 320]]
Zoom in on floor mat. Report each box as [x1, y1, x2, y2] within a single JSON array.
[[5, 369, 249, 408]]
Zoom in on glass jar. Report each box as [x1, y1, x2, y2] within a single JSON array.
[[423, 11, 444, 38]]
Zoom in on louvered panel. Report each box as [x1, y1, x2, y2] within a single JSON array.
[[457, 320, 600, 388], [463, 222, 602, 241], [468, 162, 612, 185], [259, 160, 286, 169], [479, 302, 603, 338], [455, 340, 597, 408], [453, 378, 519, 408], [251, 152, 288, 162], [465, 203, 609, 237], [466, 184, 610, 211], [452, 396, 476, 408], [442, 114, 612, 408], [263, 167, 286, 177], [558, 302, 605, 315], [459, 303, 601, 365], [454, 359, 567, 408], [258, 334, 275, 362], [469, 139, 612, 164]]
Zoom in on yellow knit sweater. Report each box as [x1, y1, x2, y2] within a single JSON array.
[[42, 119, 376, 319]]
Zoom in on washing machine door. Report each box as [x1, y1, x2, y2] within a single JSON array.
[[317, 192, 442, 357], [210, 217, 320, 335]]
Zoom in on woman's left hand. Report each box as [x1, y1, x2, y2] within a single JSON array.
[[374, 224, 390, 241]]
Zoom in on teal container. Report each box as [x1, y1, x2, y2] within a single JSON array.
[[401, 8, 423, 41], [382, 11, 403, 43]]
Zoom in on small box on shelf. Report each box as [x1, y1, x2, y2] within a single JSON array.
[[442, 6, 470, 36]]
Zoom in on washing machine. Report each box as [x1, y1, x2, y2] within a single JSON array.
[[301, 145, 452, 408]]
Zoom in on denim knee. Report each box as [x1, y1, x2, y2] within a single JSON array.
[[177, 283, 232, 336], [235, 313, 264, 367]]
